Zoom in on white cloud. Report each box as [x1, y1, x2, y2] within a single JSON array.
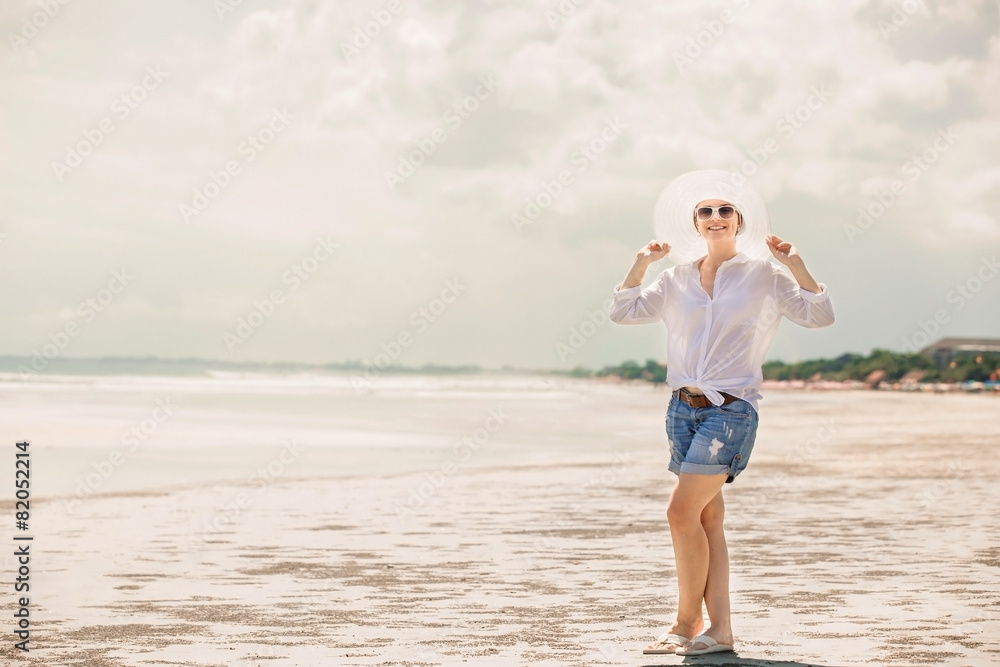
[[1, 0, 998, 366]]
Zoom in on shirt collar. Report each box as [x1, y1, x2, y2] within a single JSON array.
[[692, 251, 750, 266]]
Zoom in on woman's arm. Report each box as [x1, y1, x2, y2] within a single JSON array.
[[617, 255, 654, 290], [609, 241, 671, 325], [618, 240, 669, 288], [766, 235, 834, 327], [766, 234, 823, 292], [785, 258, 821, 294]]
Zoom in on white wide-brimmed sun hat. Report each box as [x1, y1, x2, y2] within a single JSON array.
[[653, 169, 773, 265]]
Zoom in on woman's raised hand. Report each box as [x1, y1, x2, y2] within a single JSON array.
[[637, 239, 671, 263], [765, 234, 802, 267]]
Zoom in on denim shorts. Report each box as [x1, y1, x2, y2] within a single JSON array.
[[665, 392, 759, 484]]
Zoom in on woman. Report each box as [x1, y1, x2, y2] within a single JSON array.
[[608, 170, 836, 656]]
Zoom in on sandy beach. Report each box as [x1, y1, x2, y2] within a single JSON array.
[[1, 373, 998, 666]]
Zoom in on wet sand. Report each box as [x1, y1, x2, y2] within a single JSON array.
[[1, 379, 998, 666]]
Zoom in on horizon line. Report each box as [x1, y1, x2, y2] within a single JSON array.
[[1, 342, 992, 376]]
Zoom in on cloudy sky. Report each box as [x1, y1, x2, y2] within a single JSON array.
[[1, 0, 998, 371]]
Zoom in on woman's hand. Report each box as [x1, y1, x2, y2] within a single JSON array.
[[619, 240, 671, 290], [765, 234, 802, 267], [767, 234, 822, 292], [637, 239, 671, 264]]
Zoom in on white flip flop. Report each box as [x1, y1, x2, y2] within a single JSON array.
[[675, 633, 735, 656], [642, 631, 691, 655]]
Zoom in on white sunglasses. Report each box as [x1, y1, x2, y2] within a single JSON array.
[[694, 205, 739, 220]]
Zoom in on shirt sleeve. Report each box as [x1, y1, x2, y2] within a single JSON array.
[[609, 270, 668, 325], [772, 265, 835, 328]]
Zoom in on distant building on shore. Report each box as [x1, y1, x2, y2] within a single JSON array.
[[920, 337, 1000, 370]]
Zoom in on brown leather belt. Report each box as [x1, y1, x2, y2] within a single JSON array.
[[673, 386, 740, 408]]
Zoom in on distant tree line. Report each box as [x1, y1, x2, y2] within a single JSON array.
[[585, 349, 1000, 384]]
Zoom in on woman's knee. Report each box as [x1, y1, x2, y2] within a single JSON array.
[[667, 474, 727, 527], [701, 505, 725, 532], [666, 496, 700, 527], [700, 499, 725, 532]]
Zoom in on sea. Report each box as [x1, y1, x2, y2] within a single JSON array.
[[0, 357, 674, 503]]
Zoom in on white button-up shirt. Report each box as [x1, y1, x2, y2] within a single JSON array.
[[609, 251, 835, 413]]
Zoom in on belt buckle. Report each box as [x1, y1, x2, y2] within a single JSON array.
[[678, 387, 708, 408]]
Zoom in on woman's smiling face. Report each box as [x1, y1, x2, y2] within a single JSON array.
[[693, 199, 742, 239]]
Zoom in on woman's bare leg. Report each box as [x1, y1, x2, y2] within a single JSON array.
[[697, 489, 734, 648], [650, 471, 728, 648]]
